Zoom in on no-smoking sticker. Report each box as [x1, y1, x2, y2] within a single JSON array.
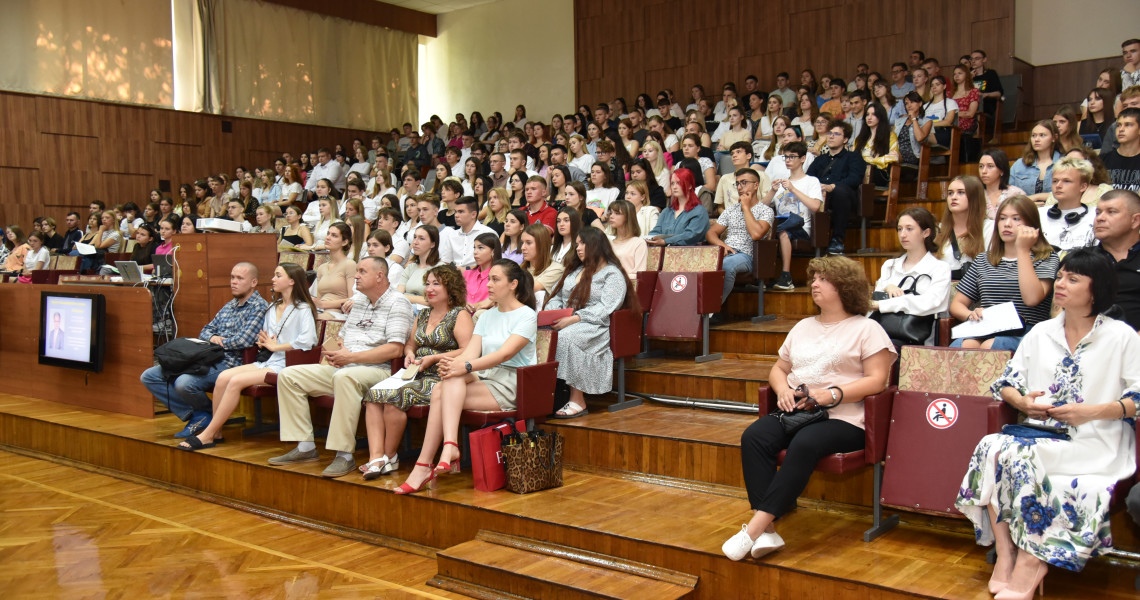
[[926, 398, 958, 429], [670, 274, 688, 292]]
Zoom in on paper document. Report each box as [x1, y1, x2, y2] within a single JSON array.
[[370, 369, 412, 391], [950, 302, 1023, 339], [73, 242, 96, 255]]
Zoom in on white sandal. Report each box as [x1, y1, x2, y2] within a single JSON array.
[[552, 401, 589, 419], [360, 456, 387, 477]]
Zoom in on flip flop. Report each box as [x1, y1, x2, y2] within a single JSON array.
[[177, 435, 216, 451], [551, 401, 589, 419]]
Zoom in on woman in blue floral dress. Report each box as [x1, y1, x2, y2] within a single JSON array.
[[955, 248, 1139, 599]]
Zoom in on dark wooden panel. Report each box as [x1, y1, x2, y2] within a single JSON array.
[[0, 285, 154, 417], [574, 0, 1016, 106], [261, 0, 436, 37], [0, 94, 38, 169], [35, 96, 101, 137], [0, 167, 42, 227]]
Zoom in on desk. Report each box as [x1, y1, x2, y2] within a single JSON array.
[[0, 284, 156, 417], [59, 276, 176, 342]]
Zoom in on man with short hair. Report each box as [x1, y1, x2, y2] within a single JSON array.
[[1102, 86, 1140, 154], [89, 200, 105, 218], [367, 135, 383, 164], [376, 208, 410, 262], [707, 168, 775, 309], [60, 212, 83, 254], [766, 141, 823, 290], [1122, 38, 1140, 90], [713, 82, 737, 121], [743, 75, 759, 95], [847, 64, 870, 92], [629, 109, 649, 145], [1039, 157, 1096, 251], [507, 133, 536, 172], [404, 130, 430, 170], [1094, 189, 1140, 328], [417, 195, 445, 233], [524, 177, 556, 232], [969, 49, 1003, 131], [716, 141, 770, 209], [549, 145, 587, 183], [820, 79, 845, 117], [306, 148, 343, 194], [594, 104, 616, 135], [488, 152, 509, 189], [921, 57, 941, 79], [445, 146, 464, 179], [1102, 107, 1140, 192], [397, 122, 414, 154], [439, 197, 494, 268], [510, 149, 538, 179], [909, 50, 925, 70], [225, 199, 254, 232], [140, 263, 268, 437], [770, 72, 795, 107], [844, 90, 869, 139], [271, 257, 412, 478], [807, 121, 866, 255]]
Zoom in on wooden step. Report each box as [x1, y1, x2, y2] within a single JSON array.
[[626, 355, 774, 403], [431, 531, 697, 600], [650, 316, 800, 355]]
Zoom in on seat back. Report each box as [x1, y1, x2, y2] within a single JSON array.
[[662, 245, 723, 272], [751, 239, 779, 279], [882, 346, 1017, 515], [645, 245, 664, 272], [47, 255, 59, 270], [535, 327, 557, 363], [55, 255, 79, 270], [311, 252, 331, 270], [274, 216, 288, 230], [998, 74, 1021, 126], [278, 251, 312, 270], [790, 210, 831, 252]]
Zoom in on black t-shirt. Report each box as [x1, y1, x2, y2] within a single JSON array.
[[1095, 242, 1140, 330], [1102, 149, 1140, 192], [973, 69, 1003, 114]]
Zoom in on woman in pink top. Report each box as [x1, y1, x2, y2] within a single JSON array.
[[722, 256, 896, 562], [463, 233, 501, 313], [155, 216, 178, 255]]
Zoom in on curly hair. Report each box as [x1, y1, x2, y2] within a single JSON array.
[[805, 256, 872, 315], [424, 264, 467, 309]]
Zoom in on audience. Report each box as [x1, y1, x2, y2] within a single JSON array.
[[548, 228, 639, 419], [397, 224, 443, 307], [978, 149, 1026, 219], [393, 259, 537, 494], [722, 256, 894, 562], [309, 223, 356, 320], [462, 233, 501, 313], [1038, 157, 1096, 251], [1101, 107, 1140, 193], [1009, 120, 1062, 200], [140, 263, 268, 438], [766, 141, 823, 290], [362, 265, 472, 480], [521, 223, 564, 295], [950, 196, 1059, 349]]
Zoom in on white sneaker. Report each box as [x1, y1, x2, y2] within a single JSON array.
[[750, 531, 786, 559], [721, 524, 755, 561]]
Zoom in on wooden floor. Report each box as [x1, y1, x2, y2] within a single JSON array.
[[0, 450, 469, 599], [2, 393, 1139, 599]]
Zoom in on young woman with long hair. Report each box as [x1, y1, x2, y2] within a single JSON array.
[[869, 207, 952, 346], [179, 262, 318, 450], [309, 222, 356, 320], [520, 223, 564, 294], [1052, 105, 1084, 153], [1009, 120, 1062, 201], [852, 104, 899, 188], [647, 168, 710, 246], [1080, 87, 1116, 144], [463, 233, 502, 313], [479, 187, 511, 234], [551, 207, 582, 265], [978, 149, 1026, 219], [500, 209, 527, 264], [547, 227, 641, 419], [279, 204, 313, 249], [606, 198, 647, 279], [933, 175, 993, 278], [397, 224, 442, 307]]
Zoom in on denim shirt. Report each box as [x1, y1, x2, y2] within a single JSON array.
[[199, 292, 270, 368], [1009, 151, 1062, 195]]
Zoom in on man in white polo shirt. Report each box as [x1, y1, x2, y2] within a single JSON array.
[[270, 257, 412, 478], [439, 197, 494, 268]]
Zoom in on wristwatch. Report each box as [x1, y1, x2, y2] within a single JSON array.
[[465, 361, 473, 373]]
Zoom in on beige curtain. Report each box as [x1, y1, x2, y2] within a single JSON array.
[[211, 0, 417, 131], [0, 0, 174, 106]]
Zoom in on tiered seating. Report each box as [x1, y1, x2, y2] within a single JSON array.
[[278, 251, 313, 270], [638, 245, 724, 362], [915, 126, 960, 200], [606, 308, 643, 412], [240, 321, 327, 436], [855, 163, 901, 252]]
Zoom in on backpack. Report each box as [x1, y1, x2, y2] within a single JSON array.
[[153, 337, 225, 378]]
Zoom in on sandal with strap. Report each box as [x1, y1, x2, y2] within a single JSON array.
[[393, 462, 437, 495], [361, 456, 388, 480], [435, 441, 461, 475], [552, 401, 589, 419], [177, 435, 215, 451]]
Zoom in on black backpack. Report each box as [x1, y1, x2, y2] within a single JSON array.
[[153, 338, 225, 378]]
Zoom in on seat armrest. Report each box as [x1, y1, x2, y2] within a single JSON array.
[[863, 386, 897, 464], [609, 309, 642, 358], [758, 385, 776, 415], [636, 271, 659, 309], [242, 347, 259, 364], [514, 361, 559, 422], [752, 239, 779, 279], [695, 271, 726, 314]]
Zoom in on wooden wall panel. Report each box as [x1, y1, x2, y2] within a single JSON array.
[[574, 0, 1017, 106], [1023, 56, 1121, 121], [0, 90, 385, 229]]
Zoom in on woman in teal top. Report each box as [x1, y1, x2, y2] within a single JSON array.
[[393, 259, 538, 495], [647, 168, 710, 246]]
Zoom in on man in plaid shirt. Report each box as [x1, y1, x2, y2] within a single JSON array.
[[140, 262, 268, 439]]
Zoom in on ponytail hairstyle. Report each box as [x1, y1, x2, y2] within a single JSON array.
[[492, 258, 536, 310]]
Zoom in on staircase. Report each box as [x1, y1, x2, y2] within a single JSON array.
[[431, 530, 698, 600]]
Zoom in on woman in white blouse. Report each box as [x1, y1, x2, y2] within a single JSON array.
[[178, 262, 318, 450], [869, 207, 952, 346]]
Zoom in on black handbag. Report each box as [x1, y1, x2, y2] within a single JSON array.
[[771, 384, 831, 435], [870, 274, 936, 346]]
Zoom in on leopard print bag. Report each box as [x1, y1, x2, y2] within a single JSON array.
[[501, 430, 565, 494]]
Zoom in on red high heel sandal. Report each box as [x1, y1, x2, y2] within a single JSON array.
[[435, 441, 462, 475], [393, 462, 437, 495]]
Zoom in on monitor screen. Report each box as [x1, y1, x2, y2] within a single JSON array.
[[39, 291, 106, 372]]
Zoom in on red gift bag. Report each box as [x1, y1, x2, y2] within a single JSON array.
[[470, 420, 526, 492]]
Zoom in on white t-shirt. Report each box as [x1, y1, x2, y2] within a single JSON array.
[[25, 246, 50, 271], [585, 187, 620, 215], [1038, 205, 1096, 252], [771, 175, 822, 235], [281, 182, 302, 203], [923, 97, 960, 122]]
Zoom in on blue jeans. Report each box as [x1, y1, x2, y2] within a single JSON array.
[[140, 363, 225, 421], [949, 335, 1023, 351], [721, 250, 753, 303]]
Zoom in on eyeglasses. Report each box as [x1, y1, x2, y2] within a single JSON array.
[[354, 317, 374, 330], [827, 131, 844, 137], [783, 154, 802, 160], [734, 180, 759, 188]]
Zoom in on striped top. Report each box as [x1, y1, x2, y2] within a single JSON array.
[[956, 253, 1059, 333]]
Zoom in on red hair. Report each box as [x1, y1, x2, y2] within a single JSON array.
[[670, 168, 700, 212]]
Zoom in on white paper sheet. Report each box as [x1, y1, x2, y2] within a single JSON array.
[[369, 369, 411, 391], [951, 301, 1024, 339]]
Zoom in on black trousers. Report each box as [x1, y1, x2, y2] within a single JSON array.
[[825, 184, 858, 244], [740, 415, 865, 518]]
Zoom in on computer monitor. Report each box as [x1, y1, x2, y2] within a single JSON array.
[[38, 291, 107, 372]]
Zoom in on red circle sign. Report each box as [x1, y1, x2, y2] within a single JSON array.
[[926, 398, 958, 430], [670, 274, 688, 292]]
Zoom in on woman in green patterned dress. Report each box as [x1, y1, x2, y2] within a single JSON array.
[[360, 264, 473, 480]]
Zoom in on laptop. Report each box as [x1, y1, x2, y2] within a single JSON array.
[[152, 254, 174, 280], [115, 261, 146, 283]]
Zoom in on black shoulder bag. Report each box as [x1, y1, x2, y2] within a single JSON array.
[[869, 273, 936, 346], [771, 384, 832, 435]]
